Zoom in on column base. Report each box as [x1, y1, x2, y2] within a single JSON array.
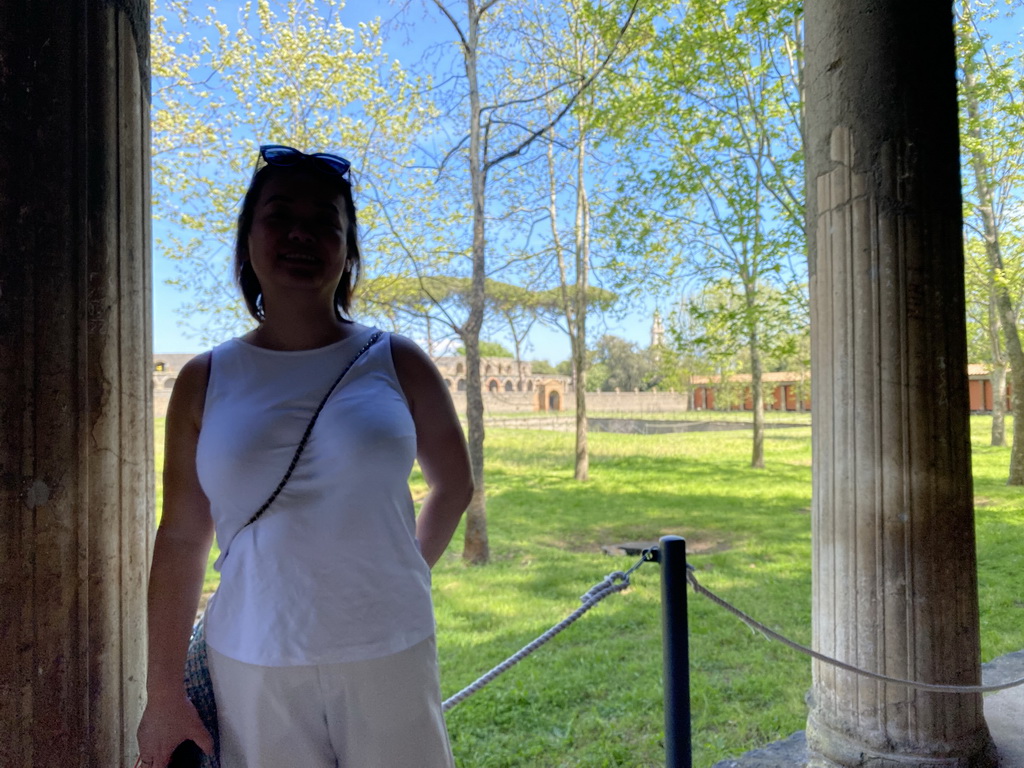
[[806, 711, 998, 768]]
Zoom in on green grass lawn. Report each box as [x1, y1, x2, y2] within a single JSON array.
[[153, 415, 1021, 767]]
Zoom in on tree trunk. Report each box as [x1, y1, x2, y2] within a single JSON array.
[[571, 318, 590, 483], [962, 65, 1024, 484], [990, 365, 1007, 447], [461, 4, 489, 564], [747, 284, 766, 469], [989, 291, 1007, 446], [546, 103, 591, 481], [574, 356, 589, 481], [573, 127, 590, 481], [749, 338, 766, 469], [462, 327, 488, 564]]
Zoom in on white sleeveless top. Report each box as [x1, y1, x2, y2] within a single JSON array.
[[197, 328, 435, 666]]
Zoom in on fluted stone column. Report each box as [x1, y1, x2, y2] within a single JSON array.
[[804, 2, 996, 766], [0, 2, 152, 766]]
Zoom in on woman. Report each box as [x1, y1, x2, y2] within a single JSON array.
[[137, 145, 473, 768]]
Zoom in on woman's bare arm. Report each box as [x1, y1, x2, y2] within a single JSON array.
[[391, 335, 473, 567], [137, 353, 216, 764]]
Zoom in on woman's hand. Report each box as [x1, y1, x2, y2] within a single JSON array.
[[138, 353, 217, 767], [136, 692, 214, 767]]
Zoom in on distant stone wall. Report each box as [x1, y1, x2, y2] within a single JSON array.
[[446, 389, 691, 416], [448, 392, 537, 414], [580, 391, 691, 414]]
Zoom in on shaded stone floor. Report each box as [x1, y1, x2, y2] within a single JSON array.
[[712, 649, 1024, 767]]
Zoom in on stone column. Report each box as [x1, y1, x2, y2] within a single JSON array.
[[804, 2, 996, 766], [0, 2, 152, 766]]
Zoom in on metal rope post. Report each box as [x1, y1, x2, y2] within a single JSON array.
[[655, 535, 692, 768]]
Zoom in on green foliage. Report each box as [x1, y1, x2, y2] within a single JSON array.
[[671, 280, 807, 376], [457, 341, 514, 358], [606, 0, 806, 287], [963, 239, 1020, 366], [589, 334, 660, 391], [529, 359, 558, 374], [361, 275, 616, 325], [648, 343, 688, 393], [584, 361, 610, 392]]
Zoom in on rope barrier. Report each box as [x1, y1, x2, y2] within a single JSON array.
[[442, 545, 1024, 717], [685, 566, 1024, 694], [442, 553, 651, 712]]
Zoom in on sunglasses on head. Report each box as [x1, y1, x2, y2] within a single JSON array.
[[257, 144, 352, 178]]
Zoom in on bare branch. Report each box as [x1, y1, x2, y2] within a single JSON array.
[[483, 0, 642, 172], [432, 0, 469, 50]]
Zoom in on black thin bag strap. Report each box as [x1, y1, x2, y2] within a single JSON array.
[[243, 329, 384, 529]]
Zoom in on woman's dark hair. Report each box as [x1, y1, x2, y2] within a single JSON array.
[[233, 162, 361, 322]]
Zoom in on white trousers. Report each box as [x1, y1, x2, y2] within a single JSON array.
[[207, 636, 455, 768]]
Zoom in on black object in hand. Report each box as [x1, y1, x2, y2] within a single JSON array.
[[168, 739, 204, 768]]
